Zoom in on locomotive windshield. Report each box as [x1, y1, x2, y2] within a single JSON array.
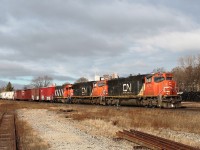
[[154, 76, 165, 83], [98, 82, 105, 87]]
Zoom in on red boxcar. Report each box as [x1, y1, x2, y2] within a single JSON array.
[[14, 90, 22, 100], [31, 88, 40, 101], [39, 86, 55, 101], [14, 89, 32, 100], [22, 89, 32, 100]]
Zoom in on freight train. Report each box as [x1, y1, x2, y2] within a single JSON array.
[[0, 72, 181, 108]]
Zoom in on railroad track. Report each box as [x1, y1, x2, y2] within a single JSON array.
[[116, 129, 199, 150], [0, 112, 17, 150]]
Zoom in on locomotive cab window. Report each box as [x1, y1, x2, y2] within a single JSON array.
[[166, 77, 173, 80], [93, 83, 97, 87], [98, 82, 105, 87], [146, 77, 152, 83], [154, 77, 165, 83]]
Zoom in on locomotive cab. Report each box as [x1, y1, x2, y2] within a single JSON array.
[[92, 80, 108, 96], [63, 84, 73, 98], [144, 72, 177, 97], [144, 72, 181, 108]]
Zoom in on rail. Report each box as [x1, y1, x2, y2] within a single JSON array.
[[116, 129, 199, 150], [0, 112, 17, 150]]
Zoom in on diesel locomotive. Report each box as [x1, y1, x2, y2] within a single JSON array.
[[68, 72, 181, 108], [0, 72, 181, 108]]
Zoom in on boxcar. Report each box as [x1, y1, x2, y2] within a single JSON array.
[[0, 91, 14, 100], [14, 89, 32, 100], [23, 89, 32, 100], [31, 88, 40, 101], [14, 90, 22, 100], [39, 86, 55, 101]]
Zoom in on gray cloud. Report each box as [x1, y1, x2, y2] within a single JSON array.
[[0, 0, 200, 87]]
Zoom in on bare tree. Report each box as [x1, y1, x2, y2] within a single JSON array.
[[195, 54, 200, 91], [43, 75, 53, 87], [31, 75, 53, 88], [171, 67, 185, 91], [23, 85, 31, 90], [172, 54, 200, 92], [0, 86, 5, 92], [75, 77, 88, 83], [152, 67, 166, 73]]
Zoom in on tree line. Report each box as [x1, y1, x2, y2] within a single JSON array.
[[0, 75, 88, 92], [0, 82, 14, 92], [172, 54, 200, 92]]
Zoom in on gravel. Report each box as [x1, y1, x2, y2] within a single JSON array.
[[17, 109, 133, 150]]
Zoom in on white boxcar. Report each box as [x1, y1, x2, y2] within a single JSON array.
[[0, 91, 14, 100]]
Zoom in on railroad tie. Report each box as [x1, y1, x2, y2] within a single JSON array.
[[0, 112, 17, 150]]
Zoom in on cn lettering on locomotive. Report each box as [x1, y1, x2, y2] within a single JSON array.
[[81, 87, 87, 95], [123, 83, 131, 93]]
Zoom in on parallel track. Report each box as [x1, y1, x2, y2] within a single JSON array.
[[117, 129, 199, 150], [0, 112, 17, 150]]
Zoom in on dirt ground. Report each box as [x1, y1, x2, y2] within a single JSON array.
[[17, 109, 134, 150], [1, 100, 200, 149]]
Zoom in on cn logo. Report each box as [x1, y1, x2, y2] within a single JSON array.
[[123, 83, 131, 92], [82, 87, 87, 95]]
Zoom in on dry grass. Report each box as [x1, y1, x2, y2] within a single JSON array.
[[0, 100, 52, 150], [16, 117, 49, 150], [1, 100, 200, 148], [61, 105, 200, 147], [62, 106, 200, 135], [80, 119, 121, 137]]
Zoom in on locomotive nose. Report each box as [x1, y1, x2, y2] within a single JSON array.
[[164, 81, 175, 95]]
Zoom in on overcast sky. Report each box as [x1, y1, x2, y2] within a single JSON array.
[[0, 0, 200, 88]]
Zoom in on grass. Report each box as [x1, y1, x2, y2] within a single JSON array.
[[16, 117, 49, 150], [68, 106, 200, 134], [0, 100, 50, 150], [66, 106, 200, 148]]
